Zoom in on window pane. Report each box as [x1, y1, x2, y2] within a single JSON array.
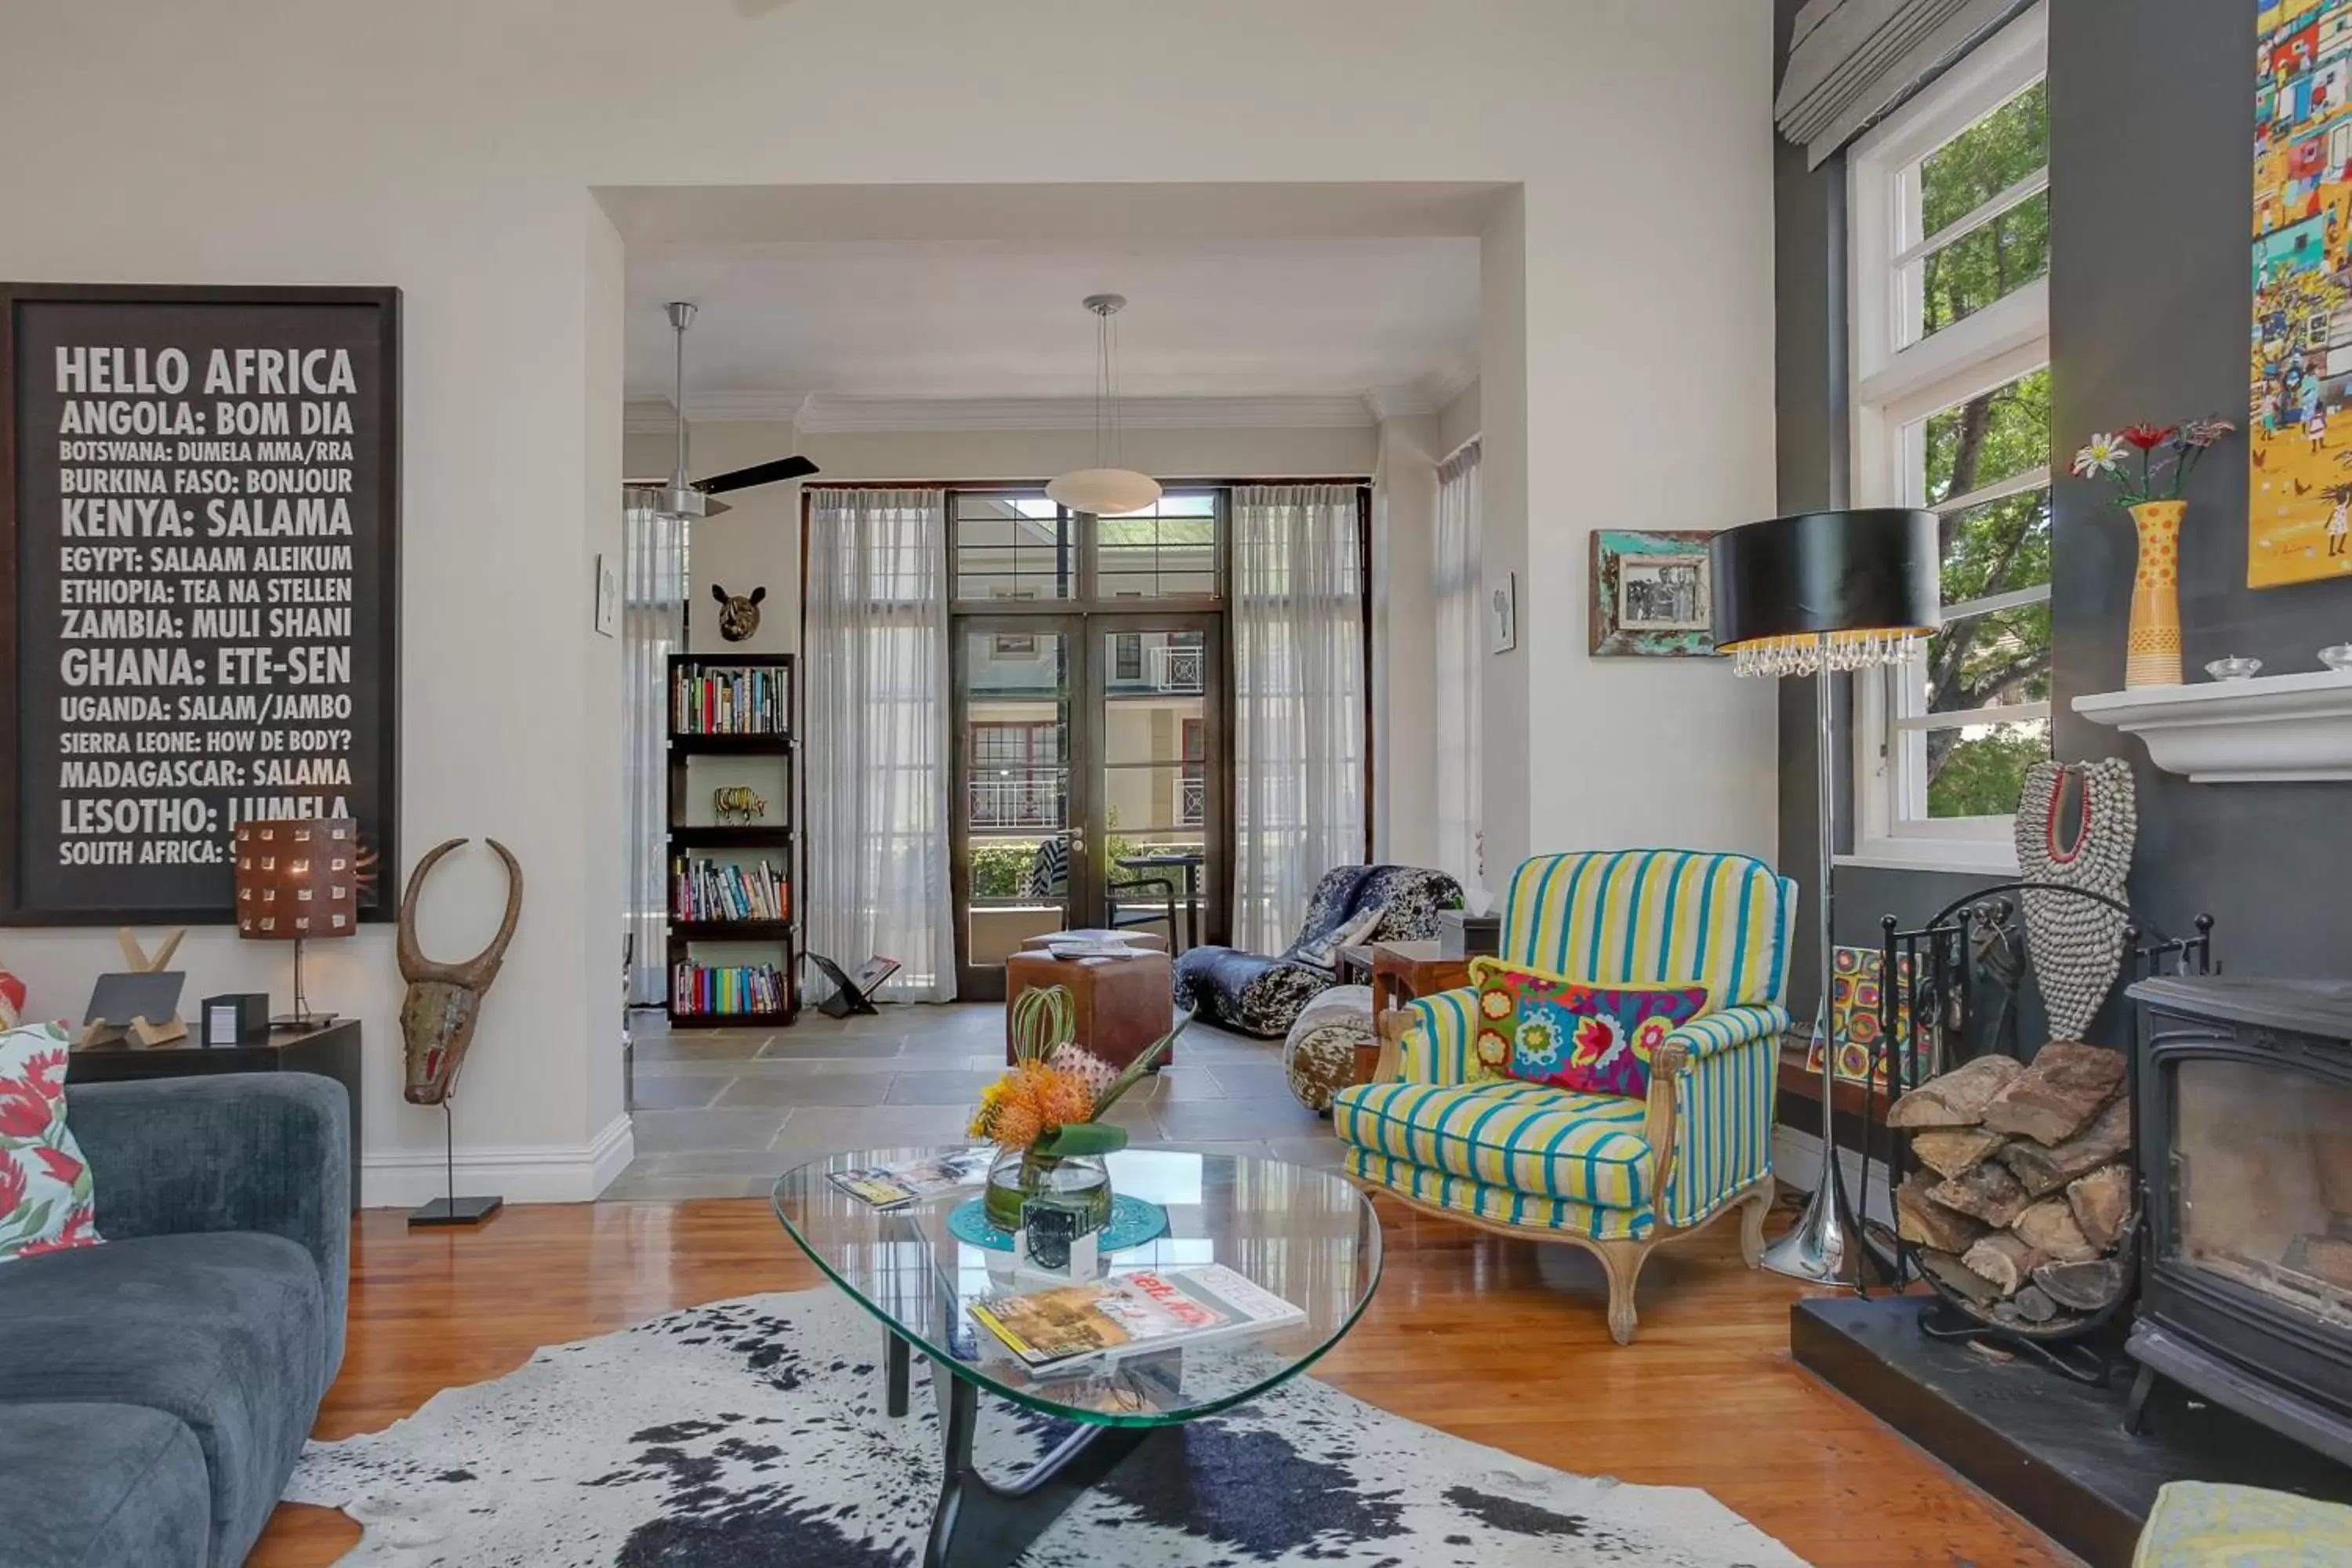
[[1926, 719, 2049, 819], [1921, 367, 2050, 506], [1917, 191, 2049, 339], [1913, 81, 2049, 342], [1919, 597, 2051, 717], [1091, 499, 1218, 600], [1921, 82, 2048, 234], [1940, 485, 2053, 604], [955, 493, 1073, 601]]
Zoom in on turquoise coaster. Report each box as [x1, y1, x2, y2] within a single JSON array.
[[946, 1193, 1168, 1254]]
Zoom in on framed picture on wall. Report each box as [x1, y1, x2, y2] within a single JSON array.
[[1488, 572, 1517, 654], [594, 554, 619, 637], [1589, 529, 1721, 657], [0, 281, 402, 924]]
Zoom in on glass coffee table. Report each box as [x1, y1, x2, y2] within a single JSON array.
[[775, 1146, 1381, 1568]]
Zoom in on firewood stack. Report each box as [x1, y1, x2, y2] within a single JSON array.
[[1889, 1042, 2136, 1333]]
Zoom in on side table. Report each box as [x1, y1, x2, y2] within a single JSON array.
[[68, 1019, 364, 1212], [1004, 948, 1176, 1070], [1354, 941, 1475, 1086]]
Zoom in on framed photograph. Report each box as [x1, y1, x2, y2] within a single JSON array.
[[594, 554, 619, 637], [1488, 571, 1518, 654], [992, 633, 1036, 658], [1590, 529, 1722, 657]]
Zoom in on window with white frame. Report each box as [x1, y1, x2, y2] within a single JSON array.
[[1849, 2, 2050, 869]]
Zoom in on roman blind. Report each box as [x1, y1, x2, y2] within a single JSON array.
[[1777, 0, 2036, 166]]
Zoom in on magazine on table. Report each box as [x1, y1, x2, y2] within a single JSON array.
[[970, 1265, 1305, 1370], [826, 1149, 991, 1210], [1043, 938, 1134, 960]]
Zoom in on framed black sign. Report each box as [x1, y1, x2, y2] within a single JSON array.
[[0, 284, 400, 924]]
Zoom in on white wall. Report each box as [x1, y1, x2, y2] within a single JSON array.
[[1372, 415, 1440, 866], [1, 0, 1778, 1203]]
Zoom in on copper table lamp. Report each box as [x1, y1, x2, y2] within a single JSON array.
[[234, 818, 360, 1030]]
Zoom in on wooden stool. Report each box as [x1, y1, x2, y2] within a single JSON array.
[[1005, 947, 1176, 1070]]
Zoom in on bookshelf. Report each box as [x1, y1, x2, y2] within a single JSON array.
[[666, 652, 797, 1026]]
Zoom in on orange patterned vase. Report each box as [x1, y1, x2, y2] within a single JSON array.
[[2125, 500, 2186, 688]]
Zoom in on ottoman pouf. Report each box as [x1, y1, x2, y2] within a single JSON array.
[[1283, 983, 1376, 1114]]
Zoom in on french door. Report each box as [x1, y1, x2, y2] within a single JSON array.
[[949, 612, 1225, 1000]]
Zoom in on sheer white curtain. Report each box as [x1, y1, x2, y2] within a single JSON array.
[[622, 494, 685, 1006], [1231, 484, 1367, 954], [804, 488, 956, 1003], [1432, 441, 1484, 895]]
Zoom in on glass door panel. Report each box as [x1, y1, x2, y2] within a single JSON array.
[[1094, 619, 1220, 953], [953, 620, 1079, 997]]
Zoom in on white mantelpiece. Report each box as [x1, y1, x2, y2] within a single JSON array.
[[2071, 671, 2352, 782]]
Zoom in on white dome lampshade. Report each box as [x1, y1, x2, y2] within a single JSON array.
[[1046, 466, 1163, 515], [1048, 292, 1161, 515]]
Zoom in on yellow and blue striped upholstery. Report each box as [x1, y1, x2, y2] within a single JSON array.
[[1345, 1149, 1654, 1240], [1336, 849, 1794, 1238], [1332, 1080, 1653, 1208]]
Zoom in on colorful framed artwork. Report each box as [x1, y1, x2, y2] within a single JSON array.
[[2252, 1, 2352, 587], [1589, 530, 1720, 655], [1804, 946, 1936, 1088]]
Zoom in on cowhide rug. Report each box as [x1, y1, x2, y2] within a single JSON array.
[[286, 1289, 1809, 1566]]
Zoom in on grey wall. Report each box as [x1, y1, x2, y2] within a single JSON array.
[[1773, 0, 2349, 1078], [2047, 0, 2352, 981]]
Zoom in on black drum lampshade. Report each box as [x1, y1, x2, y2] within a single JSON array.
[[1710, 508, 1941, 675]]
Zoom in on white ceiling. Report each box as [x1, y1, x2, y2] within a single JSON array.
[[622, 237, 1479, 423]]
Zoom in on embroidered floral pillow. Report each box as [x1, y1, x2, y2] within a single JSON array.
[[1469, 960, 1709, 1099], [0, 1022, 101, 1262]]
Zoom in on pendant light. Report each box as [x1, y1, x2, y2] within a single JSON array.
[[1047, 293, 1162, 516]]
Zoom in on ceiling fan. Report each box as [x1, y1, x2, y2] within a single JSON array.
[[626, 301, 817, 519]]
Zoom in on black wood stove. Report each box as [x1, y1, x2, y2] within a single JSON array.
[[2125, 976, 2352, 1466]]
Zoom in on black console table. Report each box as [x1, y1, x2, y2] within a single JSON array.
[[69, 1019, 364, 1213]]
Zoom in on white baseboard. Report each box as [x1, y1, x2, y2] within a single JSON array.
[[1772, 1124, 1896, 1231], [361, 1113, 637, 1208]]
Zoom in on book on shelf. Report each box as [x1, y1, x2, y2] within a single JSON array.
[[671, 857, 789, 923], [826, 1149, 991, 1209], [670, 961, 786, 1017], [671, 664, 791, 738], [969, 1265, 1304, 1371]]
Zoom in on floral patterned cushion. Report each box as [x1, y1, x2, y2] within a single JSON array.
[[1470, 958, 1708, 1101], [0, 1021, 101, 1262]]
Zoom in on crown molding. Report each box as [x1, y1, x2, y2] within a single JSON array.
[[793, 394, 1377, 434], [1362, 384, 1436, 423], [623, 399, 678, 436], [1423, 362, 1478, 412]]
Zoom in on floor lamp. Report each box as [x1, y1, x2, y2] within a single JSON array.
[[1709, 509, 1940, 1287]]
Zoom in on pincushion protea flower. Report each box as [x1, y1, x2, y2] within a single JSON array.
[[972, 984, 1191, 1156]]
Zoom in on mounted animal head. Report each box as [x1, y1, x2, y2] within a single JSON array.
[[712, 583, 766, 642], [397, 837, 524, 1106]]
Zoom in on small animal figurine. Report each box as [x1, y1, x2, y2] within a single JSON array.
[[712, 583, 765, 643], [713, 786, 767, 825]]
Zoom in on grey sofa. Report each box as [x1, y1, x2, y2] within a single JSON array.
[[1, 1073, 350, 1568]]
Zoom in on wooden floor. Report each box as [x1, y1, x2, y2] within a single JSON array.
[[252, 1195, 2074, 1567]]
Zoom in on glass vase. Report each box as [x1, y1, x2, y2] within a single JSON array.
[[984, 1145, 1112, 1234]]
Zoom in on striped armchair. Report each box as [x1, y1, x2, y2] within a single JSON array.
[[1331, 849, 1794, 1343]]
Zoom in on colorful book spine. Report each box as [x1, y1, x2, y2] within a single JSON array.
[[671, 961, 784, 1017], [671, 665, 793, 737]]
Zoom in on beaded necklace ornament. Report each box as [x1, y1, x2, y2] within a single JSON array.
[[2013, 758, 2137, 1040]]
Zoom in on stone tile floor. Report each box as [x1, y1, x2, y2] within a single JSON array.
[[604, 1002, 1341, 1200]]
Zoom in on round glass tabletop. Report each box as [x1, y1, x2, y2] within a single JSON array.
[[773, 1145, 1382, 1428]]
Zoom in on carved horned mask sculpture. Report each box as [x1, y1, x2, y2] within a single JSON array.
[[397, 837, 523, 1106], [712, 582, 766, 642]]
